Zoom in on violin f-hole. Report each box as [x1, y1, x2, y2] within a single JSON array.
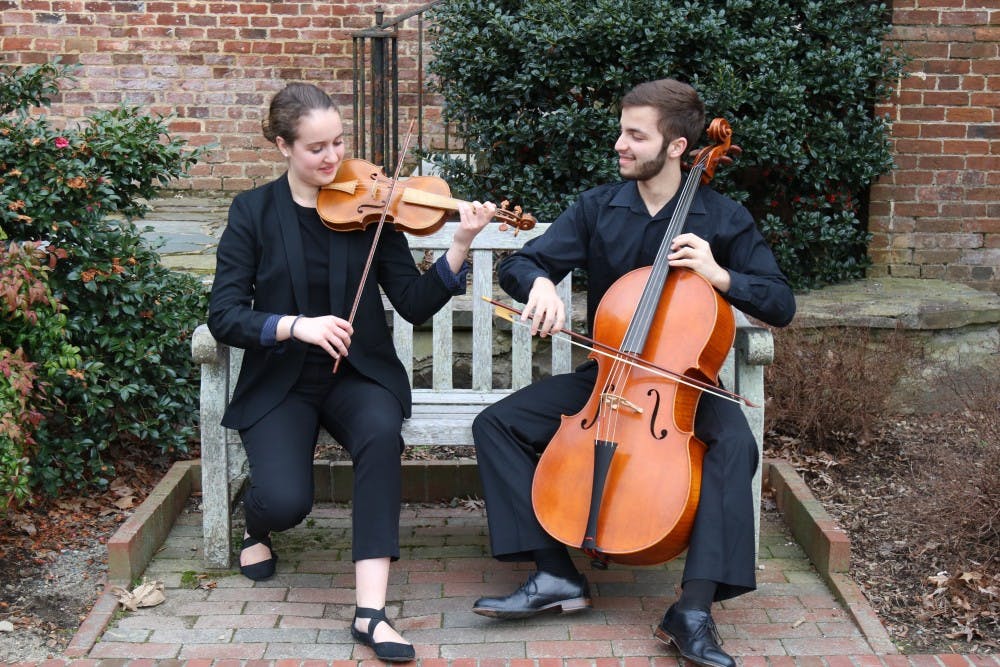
[[358, 202, 386, 217]]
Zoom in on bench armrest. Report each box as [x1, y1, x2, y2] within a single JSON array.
[[192, 324, 237, 568]]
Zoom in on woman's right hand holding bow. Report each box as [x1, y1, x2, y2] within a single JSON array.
[[282, 314, 354, 360]]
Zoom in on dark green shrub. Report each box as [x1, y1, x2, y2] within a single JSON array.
[[0, 62, 208, 498], [427, 0, 905, 289]]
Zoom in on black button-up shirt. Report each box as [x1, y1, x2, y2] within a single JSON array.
[[498, 178, 796, 334]]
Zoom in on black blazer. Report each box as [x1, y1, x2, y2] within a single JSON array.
[[208, 174, 461, 430]]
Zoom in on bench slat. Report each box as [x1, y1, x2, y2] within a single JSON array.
[[431, 254, 454, 389], [394, 312, 414, 380], [472, 248, 494, 391], [553, 278, 573, 375]]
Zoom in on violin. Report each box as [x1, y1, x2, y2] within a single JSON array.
[[316, 158, 536, 236], [530, 118, 741, 567]]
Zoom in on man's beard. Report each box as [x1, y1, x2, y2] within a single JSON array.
[[621, 143, 670, 182]]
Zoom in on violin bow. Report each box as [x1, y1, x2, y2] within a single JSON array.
[[484, 298, 759, 408], [333, 119, 417, 374]]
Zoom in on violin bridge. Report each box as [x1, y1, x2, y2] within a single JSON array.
[[600, 393, 643, 414]]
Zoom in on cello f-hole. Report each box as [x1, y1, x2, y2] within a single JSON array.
[[646, 388, 669, 440], [580, 380, 615, 430]]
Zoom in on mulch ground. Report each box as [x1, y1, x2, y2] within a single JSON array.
[[768, 410, 999, 655], [0, 449, 177, 658]]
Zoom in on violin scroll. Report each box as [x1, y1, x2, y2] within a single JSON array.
[[494, 200, 537, 234]]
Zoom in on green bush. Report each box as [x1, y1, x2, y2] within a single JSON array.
[[0, 62, 208, 501], [427, 0, 905, 289], [0, 241, 76, 514]]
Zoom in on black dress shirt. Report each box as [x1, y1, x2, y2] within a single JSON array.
[[498, 178, 796, 333]]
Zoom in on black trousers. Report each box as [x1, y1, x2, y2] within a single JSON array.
[[239, 360, 405, 562], [471, 361, 759, 601]]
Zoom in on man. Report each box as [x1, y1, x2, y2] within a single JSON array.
[[470, 78, 796, 667]]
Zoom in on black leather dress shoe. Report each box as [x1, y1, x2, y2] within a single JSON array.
[[472, 571, 592, 618], [654, 604, 735, 667]]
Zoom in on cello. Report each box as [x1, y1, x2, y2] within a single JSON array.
[[530, 118, 741, 567]]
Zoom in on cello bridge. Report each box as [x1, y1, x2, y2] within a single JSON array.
[[600, 393, 643, 414]]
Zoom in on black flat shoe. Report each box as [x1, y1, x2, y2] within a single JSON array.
[[351, 606, 415, 663], [239, 535, 277, 581], [472, 571, 592, 619], [654, 604, 735, 667]]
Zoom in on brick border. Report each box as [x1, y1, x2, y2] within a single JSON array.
[[106, 459, 199, 585], [62, 589, 119, 658], [65, 459, 200, 658]]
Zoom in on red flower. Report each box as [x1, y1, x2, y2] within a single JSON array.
[[54, 137, 69, 149]]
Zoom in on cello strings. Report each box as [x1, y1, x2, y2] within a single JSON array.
[[598, 340, 632, 445], [580, 154, 717, 446], [494, 304, 747, 406], [620, 162, 705, 356]]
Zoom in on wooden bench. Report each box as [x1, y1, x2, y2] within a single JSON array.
[[192, 221, 775, 568]]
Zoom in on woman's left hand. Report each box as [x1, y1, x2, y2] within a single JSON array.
[[445, 200, 496, 273]]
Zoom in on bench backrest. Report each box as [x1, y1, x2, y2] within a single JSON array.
[[389, 221, 572, 390]]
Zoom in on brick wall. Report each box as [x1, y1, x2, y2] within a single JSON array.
[[869, 0, 999, 292], [2, 0, 997, 292], [0, 0, 438, 192]]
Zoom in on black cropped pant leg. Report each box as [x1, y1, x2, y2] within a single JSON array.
[[240, 362, 405, 562]]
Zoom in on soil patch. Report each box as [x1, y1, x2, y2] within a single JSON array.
[[769, 411, 999, 654], [0, 453, 173, 662]]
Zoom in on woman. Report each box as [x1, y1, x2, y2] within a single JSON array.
[[208, 82, 495, 662]]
